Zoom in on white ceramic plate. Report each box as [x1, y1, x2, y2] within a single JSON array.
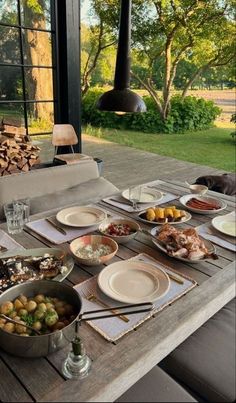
[[137, 210, 192, 225], [212, 213, 236, 237], [98, 260, 170, 303], [150, 227, 216, 263], [56, 206, 107, 227], [179, 194, 227, 215], [0, 247, 74, 286], [122, 187, 163, 204]]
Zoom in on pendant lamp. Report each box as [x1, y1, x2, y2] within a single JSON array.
[[97, 0, 146, 113]]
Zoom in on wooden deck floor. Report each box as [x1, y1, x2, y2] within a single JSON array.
[[34, 135, 227, 189]]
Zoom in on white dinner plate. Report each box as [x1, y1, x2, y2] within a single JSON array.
[[150, 227, 216, 263], [56, 206, 107, 227], [137, 210, 192, 225], [98, 260, 170, 303], [122, 187, 163, 204], [0, 248, 74, 292], [212, 213, 236, 237], [179, 194, 227, 215]]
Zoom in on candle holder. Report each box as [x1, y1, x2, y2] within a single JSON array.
[[62, 322, 91, 380]]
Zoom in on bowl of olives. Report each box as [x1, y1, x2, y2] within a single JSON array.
[[0, 280, 82, 357]]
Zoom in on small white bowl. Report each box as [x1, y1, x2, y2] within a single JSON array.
[[189, 184, 208, 195], [99, 218, 141, 244]]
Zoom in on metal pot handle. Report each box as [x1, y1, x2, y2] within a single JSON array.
[[78, 301, 154, 322]]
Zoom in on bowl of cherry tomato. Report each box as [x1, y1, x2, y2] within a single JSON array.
[[99, 218, 141, 244]]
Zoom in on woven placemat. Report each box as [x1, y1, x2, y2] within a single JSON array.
[[74, 253, 197, 342]]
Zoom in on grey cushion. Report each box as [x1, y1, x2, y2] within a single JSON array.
[[29, 177, 119, 215], [117, 366, 197, 402], [160, 299, 236, 402], [0, 160, 99, 219]]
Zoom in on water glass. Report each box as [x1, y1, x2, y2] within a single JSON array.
[[129, 185, 141, 210], [4, 202, 24, 234], [17, 198, 30, 223]]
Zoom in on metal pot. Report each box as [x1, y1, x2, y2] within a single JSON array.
[[0, 280, 82, 358], [0, 280, 153, 358]]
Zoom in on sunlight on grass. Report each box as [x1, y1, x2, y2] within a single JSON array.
[[83, 125, 236, 172]]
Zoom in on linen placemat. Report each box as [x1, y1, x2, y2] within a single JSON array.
[[74, 253, 197, 342], [103, 192, 178, 213], [197, 219, 236, 252], [25, 205, 110, 245], [0, 229, 25, 253]]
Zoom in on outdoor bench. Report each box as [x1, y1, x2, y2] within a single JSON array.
[[0, 159, 119, 220]]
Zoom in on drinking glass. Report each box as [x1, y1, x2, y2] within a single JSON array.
[[4, 202, 24, 234], [129, 185, 141, 210], [17, 198, 30, 223]]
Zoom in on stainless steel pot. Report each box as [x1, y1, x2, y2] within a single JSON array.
[[0, 280, 82, 358], [0, 280, 153, 358]]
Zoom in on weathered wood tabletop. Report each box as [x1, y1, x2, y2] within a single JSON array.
[[0, 180, 235, 403]]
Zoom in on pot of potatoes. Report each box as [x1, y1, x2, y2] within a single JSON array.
[[0, 280, 82, 357]]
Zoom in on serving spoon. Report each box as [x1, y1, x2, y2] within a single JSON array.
[[0, 313, 41, 335]]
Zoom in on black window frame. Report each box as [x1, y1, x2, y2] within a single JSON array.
[[0, 0, 81, 152]]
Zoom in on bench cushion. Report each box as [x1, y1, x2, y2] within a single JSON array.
[[0, 161, 118, 219], [30, 177, 119, 215], [160, 299, 236, 402], [117, 366, 197, 402]]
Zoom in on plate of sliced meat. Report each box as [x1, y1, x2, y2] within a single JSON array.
[[179, 194, 227, 215], [150, 224, 217, 262]]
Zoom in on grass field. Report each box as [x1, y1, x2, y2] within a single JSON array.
[[84, 125, 236, 172]]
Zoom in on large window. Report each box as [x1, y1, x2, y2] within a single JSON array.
[[0, 0, 56, 136]]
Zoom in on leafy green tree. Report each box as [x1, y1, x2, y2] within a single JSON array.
[[90, 0, 235, 121]]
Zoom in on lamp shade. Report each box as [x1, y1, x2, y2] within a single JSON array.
[[97, 0, 146, 113]]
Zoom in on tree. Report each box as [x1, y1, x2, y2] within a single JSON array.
[[91, 0, 235, 121], [81, 0, 117, 96]]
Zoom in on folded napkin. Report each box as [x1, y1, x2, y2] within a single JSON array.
[[103, 192, 178, 213], [197, 218, 236, 252], [0, 229, 25, 253], [74, 253, 197, 342], [25, 218, 100, 244]]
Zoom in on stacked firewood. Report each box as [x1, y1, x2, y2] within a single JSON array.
[[0, 118, 41, 176]]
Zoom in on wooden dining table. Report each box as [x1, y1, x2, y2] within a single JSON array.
[[0, 179, 235, 403]]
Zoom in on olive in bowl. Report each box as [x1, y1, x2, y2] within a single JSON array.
[[99, 218, 141, 244]]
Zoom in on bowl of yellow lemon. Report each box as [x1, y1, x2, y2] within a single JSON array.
[[137, 206, 192, 225]]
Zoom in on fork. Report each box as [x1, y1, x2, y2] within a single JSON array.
[[205, 227, 234, 242], [81, 289, 130, 323]]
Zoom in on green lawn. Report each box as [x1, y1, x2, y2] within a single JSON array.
[[84, 125, 236, 172]]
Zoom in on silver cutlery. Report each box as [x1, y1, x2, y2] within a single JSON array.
[[108, 197, 133, 206], [45, 218, 67, 235]]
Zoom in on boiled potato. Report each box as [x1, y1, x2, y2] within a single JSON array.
[[56, 306, 66, 317], [18, 308, 28, 317], [8, 310, 17, 319], [25, 300, 37, 313], [18, 294, 28, 305], [15, 321, 27, 334], [0, 301, 14, 315], [14, 298, 24, 311], [34, 309, 45, 321], [45, 302, 54, 310], [45, 310, 59, 327], [3, 322, 15, 333], [32, 321, 42, 331], [37, 303, 47, 312], [34, 294, 45, 304]]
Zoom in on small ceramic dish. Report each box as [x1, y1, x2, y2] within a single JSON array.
[[70, 235, 118, 266], [188, 184, 208, 195], [99, 218, 141, 244]]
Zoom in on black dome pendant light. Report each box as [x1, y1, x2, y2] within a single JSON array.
[[97, 0, 146, 114]]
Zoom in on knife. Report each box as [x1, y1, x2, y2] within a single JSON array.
[[45, 218, 67, 235]]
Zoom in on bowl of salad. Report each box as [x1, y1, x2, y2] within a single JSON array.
[[99, 218, 141, 244]]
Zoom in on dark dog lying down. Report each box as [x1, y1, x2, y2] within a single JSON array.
[[195, 174, 236, 196]]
